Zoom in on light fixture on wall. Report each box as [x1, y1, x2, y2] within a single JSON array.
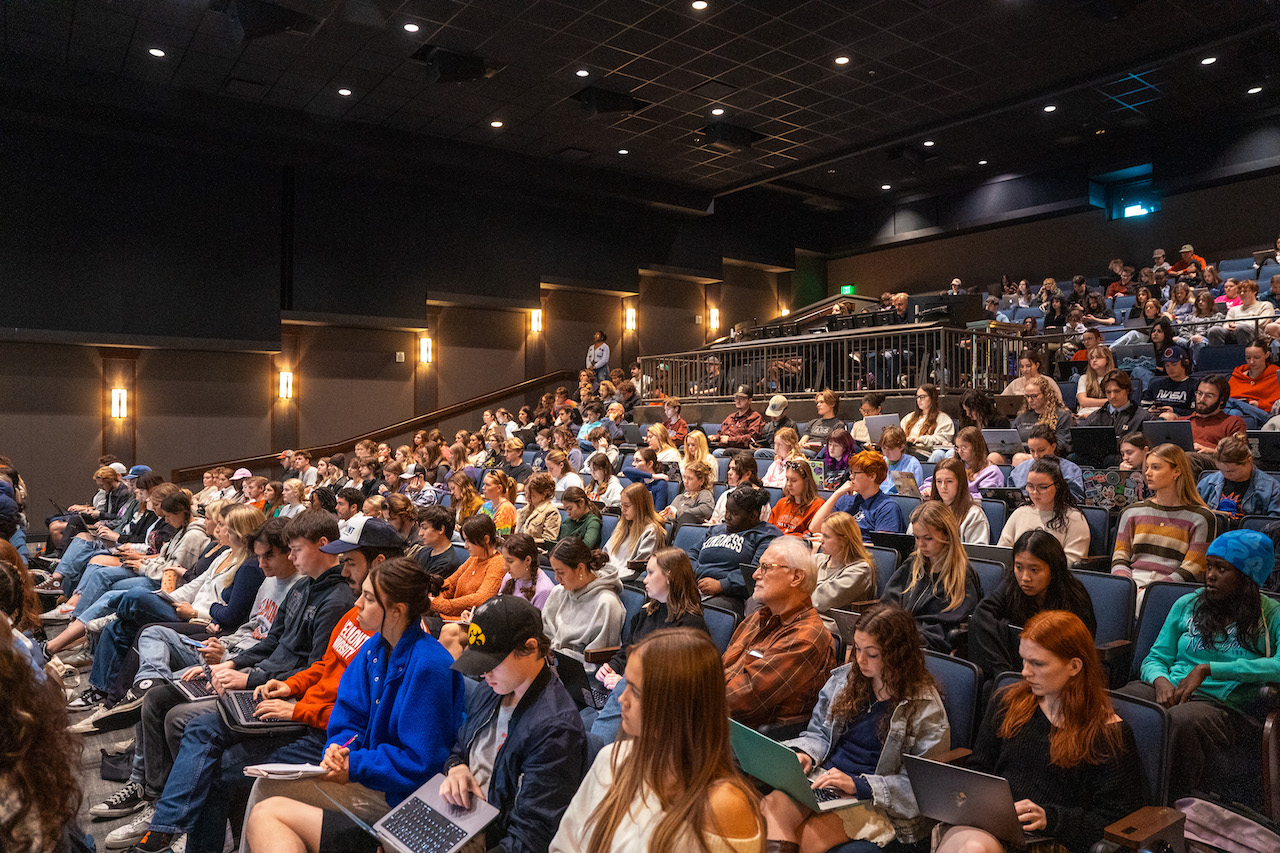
[[419, 336, 433, 364], [708, 307, 720, 331], [625, 307, 637, 331], [278, 371, 294, 400], [530, 309, 543, 333], [110, 388, 128, 419], [779, 307, 790, 316]]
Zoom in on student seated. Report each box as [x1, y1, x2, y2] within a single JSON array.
[[763, 427, 806, 487], [882, 502, 982, 653], [878, 426, 924, 495], [1119, 529, 1280, 799], [660, 460, 715, 527], [1006, 424, 1085, 503], [447, 472, 484, 527], [723, 535, 835, 728], [557, 487, 603, 549], [515, 472, 562, 544], [971, 531, 1097, 682], [811, 511, 877, 629], [998, 460, 1091, 564], [584, 453, 623, 510], [935, 611, 1143, 853], [812, 451, 906, 539], [432, 514, 507, 619], [543, 537, 625, 658], [762, 603, 951, 853], [1010, 376, 1072, 463], [902, 384, 955, 459], [499, 532, 555, 608], [922, 427, 1004, 498], [850, 391, 886, 446], [1080, 370, 1153, 467], [480, 470, 518, 536], [552, 629, 763, 852], [689, 485, 781, 617], [817, 427, 855, 490], [914, 457, 989, 545], [604, 483, 666, 579], [1195, 433, 1280, 519], [621, 447, 672, 513], [769, 458, 824, 537], [711, 451, 771, 524]]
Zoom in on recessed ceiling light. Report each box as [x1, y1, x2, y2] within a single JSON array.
[[923, 140, 934, 147], [834, 56, 850, 65], [148, 48, 165, 57], [403, 22, 419, 33], [978, 159, 988, 166], [1201, 56, 1217, 65], [1249, 86, 1263, 94], [490, 120, 504, 128], [1043, 104, 1057, 112], [691, 1, 708, 9], [826, 169, 836, 174], [618, 148, 629, 155], [880, 184, 891, 190], [338, 88, 352, 96], [711, 107, 724, 116], [576, 69, 590, 77], [1095, 128, 1106, 135]]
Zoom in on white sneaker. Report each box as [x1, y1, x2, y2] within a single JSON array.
[[87, 613, 117, 633], [170, 834, 187, 853], [41, 601, 75, 622], [68, 703, 111, 734], [105, 803, 155, 850], [61, 648, 93, 669]]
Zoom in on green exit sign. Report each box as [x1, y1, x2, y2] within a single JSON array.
[[840, 284, 856, 295]]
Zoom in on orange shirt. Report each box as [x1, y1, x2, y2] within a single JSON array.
[[1229, 363, 1280, 410], [283, 606, 373, 730], [768, 495, 823, 537], [434, 553, 507, 618]]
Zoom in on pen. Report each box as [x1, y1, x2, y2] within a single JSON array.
[[339, 735, 357, 750]]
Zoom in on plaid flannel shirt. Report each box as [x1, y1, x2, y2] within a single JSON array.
[[723, 601, 834, 727]]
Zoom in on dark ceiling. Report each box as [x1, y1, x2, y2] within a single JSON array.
[[3, 0, 1280, 211]]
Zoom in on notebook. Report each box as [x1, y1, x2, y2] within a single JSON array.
[[314, 774, 499, 853]]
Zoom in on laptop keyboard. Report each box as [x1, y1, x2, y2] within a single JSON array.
[[183, 679, 216, 699], [813, 787, 844, 803], [233, 691, 262, 720], [380, 796, 467, 853]]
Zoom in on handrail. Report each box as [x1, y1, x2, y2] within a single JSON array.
[[171, 369, 577, 483]]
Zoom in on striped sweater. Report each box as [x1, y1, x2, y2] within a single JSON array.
[[1110, 501, 1214, 590]]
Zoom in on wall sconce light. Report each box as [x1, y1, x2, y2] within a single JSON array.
[[708, 307, 720, 331], [419, 337, 433, 364], [530, 309, 543, 333], [110, 388, 128, 419], [625, 307, 637, 331], [779, 307, 790, 316], [278, 371, 294, 400]]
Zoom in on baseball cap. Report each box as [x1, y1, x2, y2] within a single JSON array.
[[451, 595, 545, 677], [108, 462, 128, 476], [401, 463, 424, 478], [733, 384, 753, 400], [231, 468, 252, 480], [1161, 345, 1189, 363], [277, 449, 293, 460], [764, 394, 788, 417], [124, 465, 152, 480], [1180, 244, 1195, 253], [1206, 529, 1273, 588], [319, 516, 406, 554]]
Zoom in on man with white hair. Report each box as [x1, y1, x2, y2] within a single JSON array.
[[722, 535, 835, 728]]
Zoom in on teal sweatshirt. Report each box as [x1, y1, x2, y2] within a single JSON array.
[[1140, 592, 1280, 708]]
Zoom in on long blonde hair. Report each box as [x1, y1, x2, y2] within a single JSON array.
[[772, 427, 803, 460], [682, 431, 716, 473], [907, 502, 971, 612], [648, 423, 680, 456], [608, 483, 666, 557], [1148, 443, 1208, 508], [1083, 345, 1115, 399], [820, 512, 874, 574]]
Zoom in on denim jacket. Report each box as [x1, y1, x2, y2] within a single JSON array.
[[783, 664, 951, 843]]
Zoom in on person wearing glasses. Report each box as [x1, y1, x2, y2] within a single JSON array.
[[902, 385, 954, 459], [811, 450, 906, 538], [998, 459, 1091, 564], [1011, 376, 1072, 465]]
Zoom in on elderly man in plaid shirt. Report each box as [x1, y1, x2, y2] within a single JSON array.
[[723, 535, 835, 728]]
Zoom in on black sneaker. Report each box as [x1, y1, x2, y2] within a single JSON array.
[[130, 830, 174, 853], [89, 680, 155, 729], [90, 781, 148, 819], [66, 686, 107, 711]]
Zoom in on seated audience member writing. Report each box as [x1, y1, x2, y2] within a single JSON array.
[[415, 505, 462, 578], [244, 557, 465, 853], [552, 629, 763, 853], [558, 487, 603, 548], [689, 485, 781, 617], [543, 537, 625, 659], [762, 603, 951, 853], [769, 459, 824, 537], [972, 531, 1097, 682], [1120, 529, 1280, 799], [1006, 424, 1086, 503], [1142, 345, 1197, 417], [935, 611, 1143, 853], [1228, 338, 1280, 428], [998, 460, 1091, 564], [710, 385, 765, 450], [878, 426, 924, 495], [1080, 371, 1152, 466], [801, 390, 847, 452], [850, 392, 886, 446], [902, 385, 954, 459], [811, 512, 877, 628], [923, 427, 1004, 499], [660, 397, 690, 446], [604, 483, 666, 579], [1002, 351, 1065, 407], [712, 452, 771, 524], [515, 472, 562, 544], [762, 428, 805, 487], [432, 514, 507, 618], [660, 461, 715, 527], [620, 448, 671, 514], [883, 502, 982, 653], [1011, 376, 1072, 461], [1196, 434, 1280, 519], [1112, 443, 1214, 599], [914, 457, 989, 545], [442, 595, 588, 852], [723, 535, 836, 728], [759, 394, 797, 450], [499, 532, 555, 608], [584, 454, 622, 510], [1208, 279, 1274, 346], [1178, 375, 1247, 453], [813, 451, 907, 538]]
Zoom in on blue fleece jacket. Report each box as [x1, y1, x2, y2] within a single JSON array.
[[326, 622, 465, 806]]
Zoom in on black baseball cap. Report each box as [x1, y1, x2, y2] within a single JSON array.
[[319, 516, 405, 554], [451, 595, 545, 676]]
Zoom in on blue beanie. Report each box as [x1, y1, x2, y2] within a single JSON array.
[[1206, 529, 1273, 589]]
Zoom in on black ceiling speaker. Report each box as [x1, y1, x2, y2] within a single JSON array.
[[410, 45, 489, 83], [221, 0, 333, 40], [572, 85, 648, 115], [693, 122, 761, 154]]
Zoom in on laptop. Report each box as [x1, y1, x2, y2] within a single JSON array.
[[171, 650, 219, 702], [314, 774, 499, 853], [978, 487, 1026, 512], [904, 755, 1050, 847], [729, 721, 865, 812], [216, 689, 305, 734], [1069, 426, 1119, 467], [827, 608, 862, 646], [1247, 431, 1280, 467], [1142, 420, 1193, 451], [891, 470, 921, 499], [551, 651, 611, 711], [982, 429, 1024, 457], [807, 459, 825, 483], [863, 415, 901, 446]]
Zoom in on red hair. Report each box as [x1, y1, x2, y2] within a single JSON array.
[[996, 610, 1122, 768]]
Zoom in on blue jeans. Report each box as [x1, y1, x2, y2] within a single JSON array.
[[927, 447, 956, 463], [587, 678, 626, 761], [72, 564, 153, 619], [136, 626, 202, 684], [1227, 398, 1271, 429], [754, 449, 775, 459], [90, 588, 179, 692], [58, 537, 109, 596]]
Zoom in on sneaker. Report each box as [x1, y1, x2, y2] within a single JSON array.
[[66, 687, 106, 711], [41, 601, 75, 622], [104, 804, 156, 849], [104, 737, 136, 756], [89, 681, 154, 729], [90, 782, 148, 818], [168, 836, 186, 853], [87, 613, 117, 633], [33, 576, 61, 592], [130, 829, 174, 853], [69, 704, 113, 733], [61, 647, 93, 669]]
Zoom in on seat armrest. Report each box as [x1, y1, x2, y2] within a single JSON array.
[[932, 748, 972, 766], [757, 715, 809, 741], [1096, 639, 1131, 662], [1072, 557, 1111, 573], [1102, 806, 1186, 853], [584, 647, 620, 665]]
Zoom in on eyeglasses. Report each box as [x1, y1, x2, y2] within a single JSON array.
[[755, 561, 791, 575], [849, 469, 866, 477], [1025, 482, 1055, 493]]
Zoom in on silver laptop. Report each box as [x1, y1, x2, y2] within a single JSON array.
[[863, 415, 901, 446], [171, 655, 218, 702], [982, 429, 1024, 456], [315, 774, 499, 853], [730, 720, 865, 812], [903, 755, 1050, 847]]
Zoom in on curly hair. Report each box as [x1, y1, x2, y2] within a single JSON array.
[[829, 603, 935, 737]]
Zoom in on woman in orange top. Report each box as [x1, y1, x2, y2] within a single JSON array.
[[480, 470, 518, 536], [769, 459, 823, 537], [432, 515, 507, 618]]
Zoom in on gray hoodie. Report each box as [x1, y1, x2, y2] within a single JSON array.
[[542, 568, 625, 659]]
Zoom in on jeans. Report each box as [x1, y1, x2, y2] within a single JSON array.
[[140, 683, 216, 797], [1227, 398, 1271, 429], [72, 564, 150, 619], [588, 678, 626, 759], [1208, 325, 1256, 346], [1112, 330, 1150, 347], [58, 537, 109, 596], [90, 588, 179, 692], [136, 626, 203, 683], [754, 449, 775, 459], [927, 447, 956, 463]]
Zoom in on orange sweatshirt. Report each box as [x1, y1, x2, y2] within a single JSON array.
[[283, 606, 373, 730], [433, 553, 507, 618], [1230, 363, 1280, 410]]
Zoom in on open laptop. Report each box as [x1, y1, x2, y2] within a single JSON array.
[[827, 608, 862, 646], [730, 721, 865, 812], [982, 429, 1024, 457], [890, 470, 921, 498], [551, 651, 611, 711], [1247, 431, 1280, 467], [216, 689, 305, 734], [314, 774, 499, 853], [171, 649, 219, 702], [1142, 420, 1193, 451], [903, 755, 1050, 847], [863, 414, 901, 446], [1070, 426, 1119, 467]]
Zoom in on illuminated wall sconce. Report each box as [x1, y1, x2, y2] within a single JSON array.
[[530, 309, 543, 333], [278, 371, 294, 400], [419, 337, 433, 364], [708, 307, 720, 331], [779, 307, 790, 316], [624, 307, 637, 331], [110, 388, 128, 419]]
